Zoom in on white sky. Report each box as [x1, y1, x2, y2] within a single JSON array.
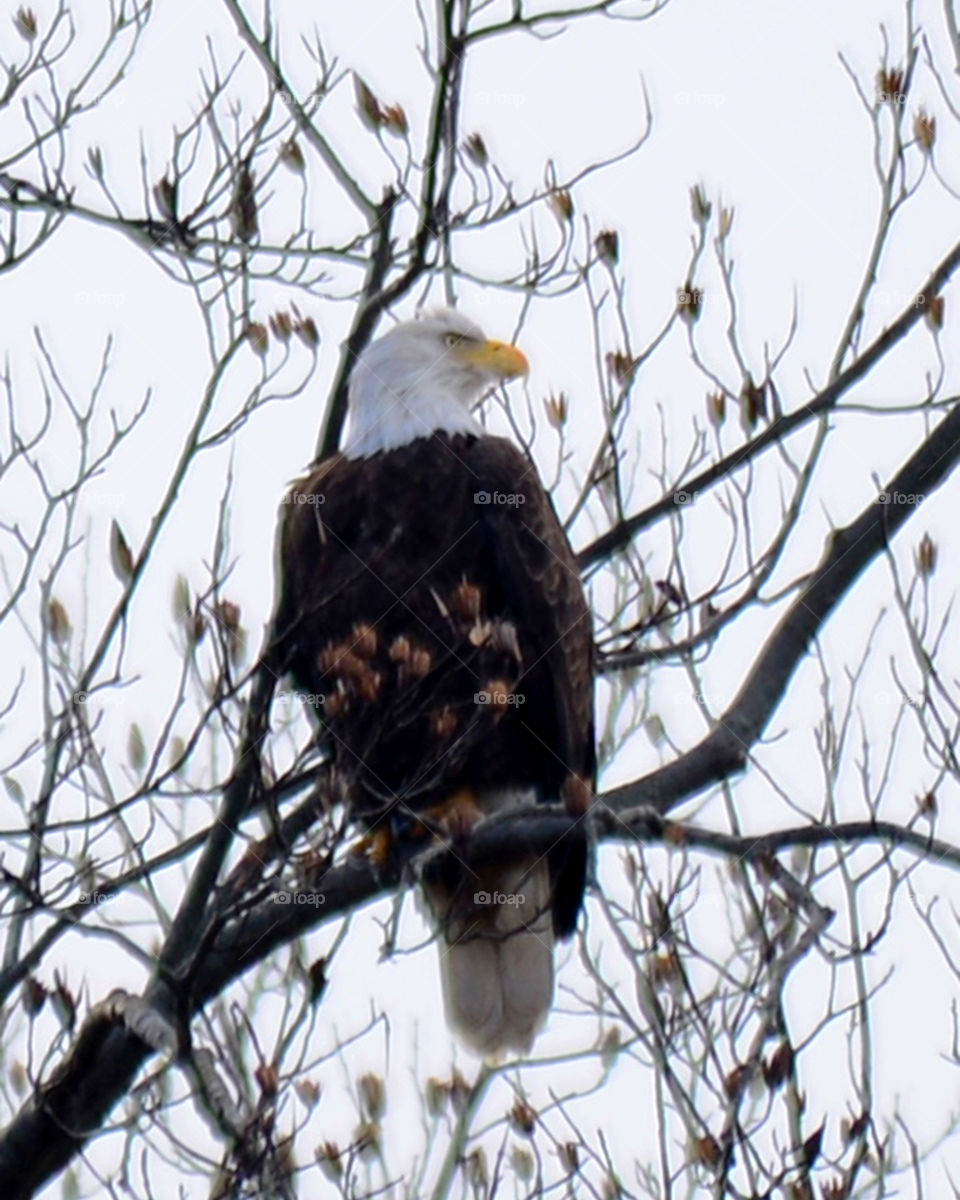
[[3, 0, 960, 1195]]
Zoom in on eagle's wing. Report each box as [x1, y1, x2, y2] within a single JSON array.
[[465, 435, 595, 785], [464, 436, 595, 939]]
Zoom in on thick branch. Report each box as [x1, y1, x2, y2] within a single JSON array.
[[3, 398, 959, 1196], [604, 398, 960, 809]]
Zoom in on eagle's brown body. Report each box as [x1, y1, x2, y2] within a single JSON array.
[[272, 315, 594, 1055]]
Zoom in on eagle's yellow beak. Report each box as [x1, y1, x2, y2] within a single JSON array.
[[460, 338, 529, 380]]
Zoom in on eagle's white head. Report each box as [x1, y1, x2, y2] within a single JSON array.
[[344, 308, 529, 459]]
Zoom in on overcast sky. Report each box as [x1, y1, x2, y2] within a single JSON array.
[[3, 0, 960, 1195]]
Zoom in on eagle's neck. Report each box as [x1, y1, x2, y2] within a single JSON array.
[[344, 375, 482, 459]]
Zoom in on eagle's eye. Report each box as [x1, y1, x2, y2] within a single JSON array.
[[444, 331, 467, 349]]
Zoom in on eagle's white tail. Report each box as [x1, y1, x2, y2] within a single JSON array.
[[424, 853, 555, 1057]]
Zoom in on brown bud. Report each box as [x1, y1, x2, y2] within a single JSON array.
[[358, 1072, 386, 1121], [925, 293, 945, 331], [231, 163, 258, 243], [914, 108, 936, 154], [463, 133, 489, 166], [600, 1026, 621, 1071], [762, 1040, 794, 1089], [172, 575, 191, 625], [127, 723, 146, 774], [509, 1099, 537, 1136], [279, 139, 306, 173], [153, 175, 177, 222], [295, 315, 320, 348], [690, 1134, 722, 1169], [706, 390, 726, 427], [739, 375, 767, 431], [449, 1070, 470, 1114], [246, 321, 269, 356], [255, 1063, 279, 1098], [22, 975, 46, 1017], [188, 611, 207, 648], [467, 1148, 488, 1189], [606, 350, 637, 385], [269, 311, 294, 342], [14, 7, 37, 39], [595, 229, 619, 264], [46, 597, 72, 646], [308, 958, 327, 1003], [821, 1179, 850, 1200], [382, 104, 409, 135], [677, 281, 703, 323], [548, 188, 574, 222], [295, 1078, 321, 1107], [511, 1147, 534, 1181], [723, 1063, 752, 1099], [649, 949, 682, 986], [425, 1077, 448, 1117], [690, 183, 711, 227], [354, 1120, 380, 1161], [317, 1142, 343, 1182], [558, 1142, 580, 1172], [917, 531, 937, 577], [355, 75, 383, 129], [544, 390, 569, 429], [51, 970, 76, 1031], [877, 65, 906, 106], [110, 519, 135, 584], [216, 599, 241, 633]]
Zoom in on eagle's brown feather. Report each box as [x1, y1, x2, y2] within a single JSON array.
[[273, 430, 594, 1053]]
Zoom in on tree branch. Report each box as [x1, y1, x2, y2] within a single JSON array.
[[576, 238, 960, 570]]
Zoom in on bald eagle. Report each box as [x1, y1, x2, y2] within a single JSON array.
[[273, 310, 594, 1056]]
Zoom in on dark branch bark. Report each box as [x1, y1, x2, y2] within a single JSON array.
[[604, 397, 960, 810]]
